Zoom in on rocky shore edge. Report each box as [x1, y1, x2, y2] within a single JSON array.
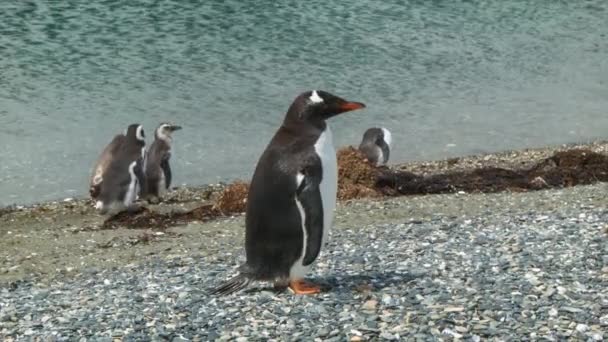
[[2, 138, 608, 218]]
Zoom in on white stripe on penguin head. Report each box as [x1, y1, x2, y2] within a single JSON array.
[[136, 125, 145, 142], [309, 90, 323, 104]]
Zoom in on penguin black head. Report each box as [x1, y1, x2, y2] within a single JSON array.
[[155, 122, 182, 141], [125, 124, 145, 143], [284, 90, 366, 127]]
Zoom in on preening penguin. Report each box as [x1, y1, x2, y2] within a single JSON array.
[[142, 123, 182, 203], [210, 90, 366, 296], [358, 127, 392, 166], [89, 124, 146, 215]]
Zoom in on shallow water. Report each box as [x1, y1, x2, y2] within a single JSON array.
[[1, 0, 607, 206]]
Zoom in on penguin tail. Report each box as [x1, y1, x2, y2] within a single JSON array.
[[208, 273, 252, 296], [94, 200, 108, 214]]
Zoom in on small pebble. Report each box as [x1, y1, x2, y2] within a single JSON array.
[[362, 300, 378, 311]]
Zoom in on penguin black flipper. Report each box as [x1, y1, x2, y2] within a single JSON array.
[[134, 156, 146, 196], [296, 161, 325, 266], [160, 153, 172, 189]]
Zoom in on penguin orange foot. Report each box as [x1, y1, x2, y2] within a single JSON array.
[[289, 280, 321, 294]]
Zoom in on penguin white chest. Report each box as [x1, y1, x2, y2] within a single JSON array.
[[314, 125, 337, 246], [289, 125, 337, 280], [374, 146, 385, 166], [158, 171, 167, 196], [124, 161, 139, 206]]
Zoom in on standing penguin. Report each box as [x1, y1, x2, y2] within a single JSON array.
[[211, 90, 365, 295], [89, 123, 146, 215], [358, 127, 392, 166], [141, 122, 182, 203]]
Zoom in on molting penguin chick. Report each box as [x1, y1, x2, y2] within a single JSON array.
[[210, 90, 366, 296], [358, 127, 392, 166], [142, 123, 182, 203], [90, 124, 146, 215]]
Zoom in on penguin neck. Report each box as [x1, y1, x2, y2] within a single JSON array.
[[281, 118, 327, 137], [127, 136, 145, 147], [155, 133, 172, 145]]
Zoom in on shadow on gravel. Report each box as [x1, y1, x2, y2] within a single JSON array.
[[205, 271, 423, 296], [319, 271, 424, 293]]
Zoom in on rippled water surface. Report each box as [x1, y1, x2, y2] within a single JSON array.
[[1, 0, 607, 205]]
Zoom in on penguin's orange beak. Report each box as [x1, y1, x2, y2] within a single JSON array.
[[323, 93, 366, 119], [338, 101, 366, 112]]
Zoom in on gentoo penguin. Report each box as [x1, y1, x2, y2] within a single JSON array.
[[210, 90, 365, 295], [89, 123, 146, 215], [141, 122, 182, 203], [358, 127, 392, 166]]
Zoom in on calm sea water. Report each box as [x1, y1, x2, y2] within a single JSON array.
[[1, 0, 607, 206]]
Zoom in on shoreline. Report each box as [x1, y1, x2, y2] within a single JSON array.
[[2, 138, 608, 213]]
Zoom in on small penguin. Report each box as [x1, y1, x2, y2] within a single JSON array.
[[89, 123, 146, 215], [211, 90, 365, 296], [142, 122, 182, 203], [358, 127, 392, 166]]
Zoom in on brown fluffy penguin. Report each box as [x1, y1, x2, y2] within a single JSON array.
[[141, 123, 182, 203], [358, 127, 392, 166], [90, 124, 146, 215]]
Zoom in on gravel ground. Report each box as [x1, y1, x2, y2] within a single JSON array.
[[1, 183, 607, 341]]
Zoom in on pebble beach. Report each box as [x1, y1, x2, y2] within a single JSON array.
[[1, 142, 608, 340], [3, 0, 608, 339]]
